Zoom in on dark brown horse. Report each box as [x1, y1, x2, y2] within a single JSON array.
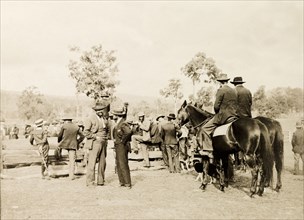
[[254, 116, 284, 191], [177, 101, 274, 196]]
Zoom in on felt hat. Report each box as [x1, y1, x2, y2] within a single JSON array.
[[296, 121, 302, 128], [100, 90, 110, 98], [167, 113, 176, 119], [156, 115, 165, 121], [138, 112, 145, 117], [111, 107, 126, 116], [230, 76, 245, 84], [216, 73, 230, 82], [92, 102, 109, 111], [35, 118, 44, 127], [61, 116, 73, 121]]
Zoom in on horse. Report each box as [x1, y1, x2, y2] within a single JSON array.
[[254, 116, 284, 192], [177, 101, 274, 196]]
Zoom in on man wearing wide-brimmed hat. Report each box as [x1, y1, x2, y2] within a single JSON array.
[[291, 121, 304, 175], [29, 118, 51, 179], [57, 116, 85, 180], [160, 113, 182, 173], [231, 76, 252, 118], [197, 73, 238, 162], [112, 106, 132, 188], [83, 102, 110, 187]]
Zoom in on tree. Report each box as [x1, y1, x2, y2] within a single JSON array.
[[160, 79, 183, 114], [68, 45, 119, 102], [17, 86, 46, 121], [181, 52, 221, 98], [253, 86, 268, 116], [189, 86, 214, 109]]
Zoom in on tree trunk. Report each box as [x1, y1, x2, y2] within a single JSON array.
[[193, 80, 196, 99]]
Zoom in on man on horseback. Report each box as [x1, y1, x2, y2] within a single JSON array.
[[230, 76, 252, 118], [198, 73, 238, 163]]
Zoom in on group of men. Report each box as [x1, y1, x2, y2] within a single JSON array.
[[27, 73, 303, 189], [27, 74, 255, 185], [29, 94, 134, 188], [129, 112, 183, 173]]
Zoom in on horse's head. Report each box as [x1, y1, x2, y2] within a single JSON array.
[[177, 100, 190, 126], [177, 100, 214, 127]]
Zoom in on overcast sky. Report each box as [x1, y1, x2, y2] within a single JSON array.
[[1, 1, 303, 99]]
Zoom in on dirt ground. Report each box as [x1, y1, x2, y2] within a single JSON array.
[[1, 140, 303, 220]]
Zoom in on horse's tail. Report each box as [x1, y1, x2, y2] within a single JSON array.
[[273, 120, 284, 174], [258, 121, 274, 185]]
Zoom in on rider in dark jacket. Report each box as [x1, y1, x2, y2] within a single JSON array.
[[198, 73, 238, 161]]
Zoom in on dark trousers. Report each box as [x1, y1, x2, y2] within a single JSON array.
[[86, 140, 107, 186], [115, 142, 131, 186], [165, 144, 180, 173]]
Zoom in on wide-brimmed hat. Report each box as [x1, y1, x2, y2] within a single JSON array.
[[100, 91, 110, 98], [138, 112, 145, 117], [35, 118, 44, 127], [167, 113, 176, 119], [216, 73, 230, 82], [296, 121, 302, 128], [92, 102, 109, 111], [61, 116, 73, 121], [111, 107, 126, 116], [156, 115, 165, 121], [230, 76, 245, 84]]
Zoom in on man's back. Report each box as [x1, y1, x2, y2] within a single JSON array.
[[58, 122, 81, 150], [235, 85, 252, 118], [161, 121, 178, 145], [292, 128, 304, 154], [214, 85, 238, 124]]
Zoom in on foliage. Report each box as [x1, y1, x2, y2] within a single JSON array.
[[160, 79, 183, 113], [17, 86, 48, 121], [189, 86, 215, 108], [68, 45, 119, 102], [253, 86, 303, 119], [181, 52, 221, 96]]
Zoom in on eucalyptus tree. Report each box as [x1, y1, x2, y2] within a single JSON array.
[[68, 45, 119, 103], [160, 78, 183, 114]]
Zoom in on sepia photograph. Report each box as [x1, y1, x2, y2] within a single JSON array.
[[0, 1, 303, 219]]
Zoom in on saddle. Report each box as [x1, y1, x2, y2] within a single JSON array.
[[212, 117, 238, 137]]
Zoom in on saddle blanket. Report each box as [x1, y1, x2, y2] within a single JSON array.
[[213, 122, 233, 137]]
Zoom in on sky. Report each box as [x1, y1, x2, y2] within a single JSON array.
[[1, 1, 303, 99]]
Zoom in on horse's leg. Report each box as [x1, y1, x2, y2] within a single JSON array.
[[275, 169, 282, 192], [257, 158, 265, 196], [217, 159, 225, 192], [250, 165, 259, 197], [200, 158, 209, 191]]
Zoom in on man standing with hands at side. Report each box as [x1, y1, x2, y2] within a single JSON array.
[[112, 106, 132, 188], [57, 116, 84, 180], [84, 102, 110, 187]]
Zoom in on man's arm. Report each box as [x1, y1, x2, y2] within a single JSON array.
[[214, 89, 224, 113]]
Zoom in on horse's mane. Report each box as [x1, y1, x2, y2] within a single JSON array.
[[186, 104, 214, 128]]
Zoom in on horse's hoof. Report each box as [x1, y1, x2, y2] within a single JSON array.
[[200, 184, 207, 191], [275, 185, 281, 192], [220, 186, 225, 192], [224, 182, 229, 188]]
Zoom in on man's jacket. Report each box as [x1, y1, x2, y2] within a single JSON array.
[[292, 128, 304, 154], [213, 84, 238, 125], [235, 84, 252, 118], [58, 122, 84, 150]]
